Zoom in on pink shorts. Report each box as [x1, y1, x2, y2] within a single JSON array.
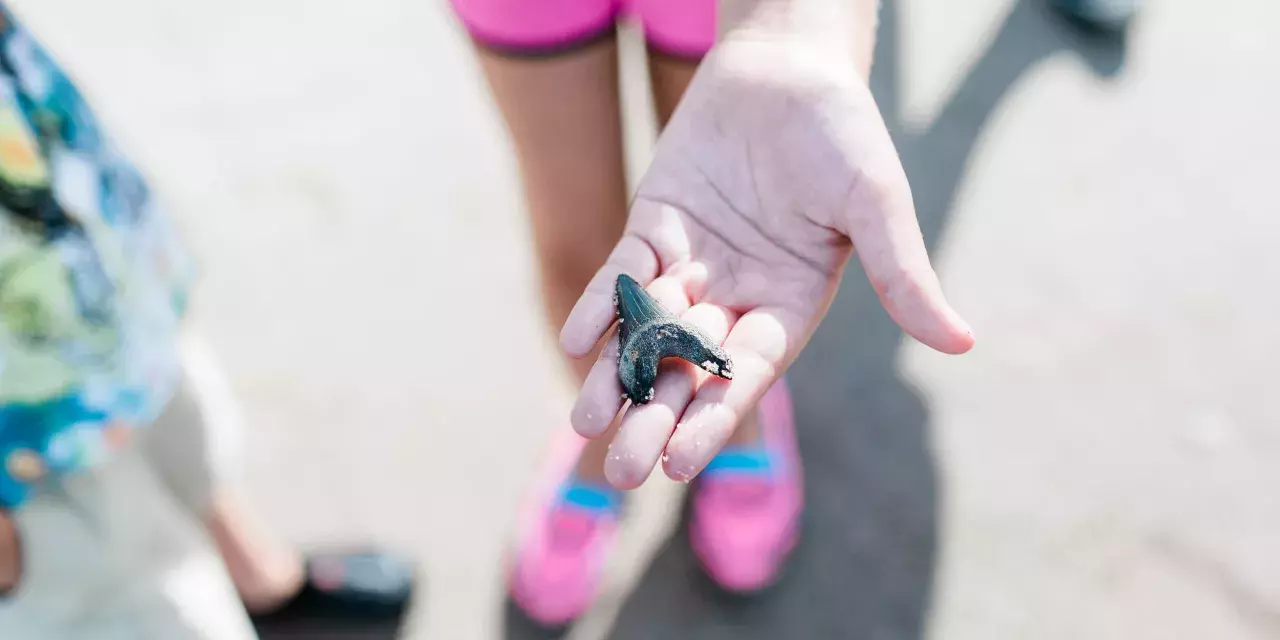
[[451, 0, 715, 59]]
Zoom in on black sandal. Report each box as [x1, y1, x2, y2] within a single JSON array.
[[250, 550, 420, 639]]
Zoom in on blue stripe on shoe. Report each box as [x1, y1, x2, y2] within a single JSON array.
[[702, 447, 773, 476], [560, 481, 621, 512]]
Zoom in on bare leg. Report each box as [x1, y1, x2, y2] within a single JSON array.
[[647, 48, 699, 128], [0, 512, 18, 595], [203, 494, 304, 614], [140, 335, 305, 615], [476, 41, 631, 482]]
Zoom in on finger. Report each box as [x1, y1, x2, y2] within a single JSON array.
[[560, 235, 661, 359], [569, 336, 625, 438], [845, 174, 974, 355], [602, 303, 735, 489], [603, 360, 698, 489], [569, 275, 691, 438], [662, 307, 797, 481]]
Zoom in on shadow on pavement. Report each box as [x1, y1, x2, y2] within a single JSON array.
[[502, 1, 1126, 638]]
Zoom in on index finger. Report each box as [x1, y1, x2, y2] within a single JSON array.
[[559, 234, 659, 358]]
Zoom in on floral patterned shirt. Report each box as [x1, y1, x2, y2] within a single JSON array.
[[0, 6, 192, 508]]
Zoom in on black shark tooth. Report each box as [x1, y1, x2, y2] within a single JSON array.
[[615, 273, 733, 405]]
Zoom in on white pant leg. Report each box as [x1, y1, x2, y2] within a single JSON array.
[[141, 330, 247, 517], [0, 444, 257, 639], [0, 331, 257, 640]]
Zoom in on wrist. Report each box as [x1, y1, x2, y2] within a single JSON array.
[[717, 0, 879, 76]]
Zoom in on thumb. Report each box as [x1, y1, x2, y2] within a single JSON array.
[[843, 164, 974, 355]]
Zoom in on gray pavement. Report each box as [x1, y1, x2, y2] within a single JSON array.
[[15, 0, 1280, 638]]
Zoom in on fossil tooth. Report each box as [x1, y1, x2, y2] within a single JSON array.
[[615, 274, 733, 405]]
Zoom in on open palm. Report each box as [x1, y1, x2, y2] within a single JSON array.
[[560, 39, 973, 487]]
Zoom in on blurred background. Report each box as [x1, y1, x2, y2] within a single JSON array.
[[12, 0, 1278, 637]]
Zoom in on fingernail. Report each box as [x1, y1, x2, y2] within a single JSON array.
[[667, 462, 696, 482]]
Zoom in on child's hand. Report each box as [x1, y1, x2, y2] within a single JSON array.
[[560, 35, 973, 487]]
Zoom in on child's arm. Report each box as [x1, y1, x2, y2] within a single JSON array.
[[560, 0, 972, 488]]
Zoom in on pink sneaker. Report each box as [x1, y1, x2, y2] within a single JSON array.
[[507, 429, 623, 627], [689, 378, 804, 592]]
